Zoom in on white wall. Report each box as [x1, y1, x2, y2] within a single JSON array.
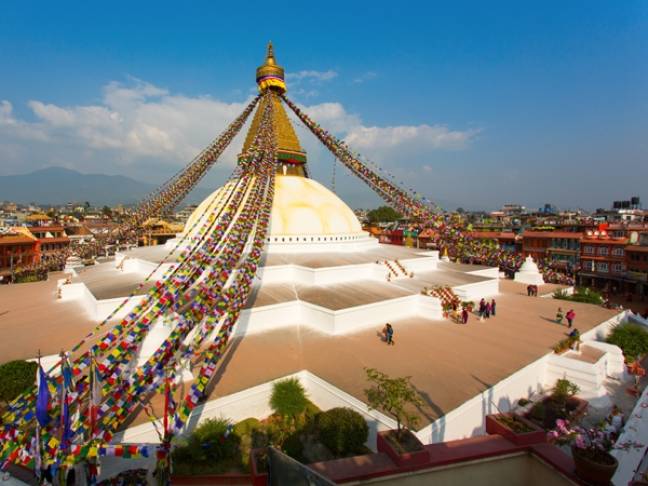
[[611, 384, 648, 486], [234, 294, 444, 337], [256, 255, 439, 286], [453, 278, 499, 301]]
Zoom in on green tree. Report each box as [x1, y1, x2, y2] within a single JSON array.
[[0, 360, 37, 405], [367, 206, 402, 224], [102, 205, 113, 218], [364, 368, 423, 439], [269, 378, 309, 430]]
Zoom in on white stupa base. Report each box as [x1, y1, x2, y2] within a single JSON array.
[[514, 255, 545, 285]]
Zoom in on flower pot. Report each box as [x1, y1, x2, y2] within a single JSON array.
[[571, 446, 618, 485]]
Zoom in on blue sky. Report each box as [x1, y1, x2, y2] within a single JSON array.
[[1, 1, 646, 210]]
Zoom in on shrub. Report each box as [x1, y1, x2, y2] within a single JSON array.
[[234, 417, 262, 438], [553, 287, 603, 305], [607, 323, 648, 361], [270, 378, 309, 427], [551, 378, 579, 406], [0, 360, 37, 405], [316, 407, 369, 456], [172, 418, 241, 474]]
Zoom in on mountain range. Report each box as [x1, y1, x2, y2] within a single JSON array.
[[0, 167, 213, 206]]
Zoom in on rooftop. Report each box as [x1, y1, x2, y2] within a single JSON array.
[[128, 279, 616, 429]]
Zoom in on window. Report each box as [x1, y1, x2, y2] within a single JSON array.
[[583, 245, 594, 255], [598, 247, 609, 256], [612, 247, 624, 257], [582, 260, 594, 272], [597, 262, 609, 273], [612, 263, 625, 273]]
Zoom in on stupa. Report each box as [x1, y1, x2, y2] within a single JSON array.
[[514, 255, 545, 285], [180, 42, 377, 253]]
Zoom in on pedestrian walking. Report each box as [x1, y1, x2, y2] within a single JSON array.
[[556, 307, 564, 324], [386, 323, 394, 345], [478, 298, 486, 317], [461, 308, 469, 324], [566, 309, 575, 328], [527, 285, 532, 297], [491, 299, 496, 316], [485, 302, 491, 319]]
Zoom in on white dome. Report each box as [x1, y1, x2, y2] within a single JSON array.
[[185, 175, 363, 238]]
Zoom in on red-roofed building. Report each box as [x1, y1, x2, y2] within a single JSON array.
[[27, 225, 70, 260], [0, 228, 40, 280]]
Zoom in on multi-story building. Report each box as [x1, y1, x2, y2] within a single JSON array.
[[27, 225, 70, 260], [626, 233, 648, 298], [0, 227, 40, 281], [578, 232, 628, 292], [521, 231, 582, 267]]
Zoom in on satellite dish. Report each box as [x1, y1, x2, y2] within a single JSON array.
[[630, 231, 639, 244]]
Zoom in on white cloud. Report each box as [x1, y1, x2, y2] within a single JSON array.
[[0, 78, 477, 186], [286, 70, 338, 82], [344, 124, 477, 151], [353, 71, 377, 84]]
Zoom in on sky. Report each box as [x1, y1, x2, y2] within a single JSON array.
[[0, 1, 646, 211]]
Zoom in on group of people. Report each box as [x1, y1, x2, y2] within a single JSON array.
[[477, 298, 496, 319], [555, 307, 577, 328]]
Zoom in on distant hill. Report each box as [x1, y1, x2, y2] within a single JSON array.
[[0, 167, 213, 206]]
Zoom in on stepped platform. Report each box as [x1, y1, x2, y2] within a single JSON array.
[[127, 283, 618, 431]]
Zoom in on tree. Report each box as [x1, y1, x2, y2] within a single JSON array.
[[367, 206, 402, 224], [364, 368, 423, 439], [0, 360, 37, 405], [269, 378, 309, 430], [102, 205, 113, 218]]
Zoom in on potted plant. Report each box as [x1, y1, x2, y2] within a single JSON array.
[[364, 368, 428, 467], [527, 379, 587, 429], [548, 419, 622, 485]]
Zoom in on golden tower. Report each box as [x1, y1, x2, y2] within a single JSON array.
[[241, 42, 308, 177]]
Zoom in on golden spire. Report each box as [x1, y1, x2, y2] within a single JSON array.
[[242, 43, 307, 175], [265, 41, 276, 65], [256, 41, 286, 93]]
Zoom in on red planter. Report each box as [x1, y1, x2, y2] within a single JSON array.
[[377, 430, 429, 467], [485, 413, 546, 446], [250, 448, 269, 486]]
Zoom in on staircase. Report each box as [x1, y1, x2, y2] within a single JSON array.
[[381, 259, 413, 281], [394, 259, 413, 278], [427, 285, 461, 310]]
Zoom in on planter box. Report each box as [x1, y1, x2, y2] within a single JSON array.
[[377, 430, 429, 467], [525, 396, 589, 429], [250, 447, 269, 486], [485, 413, 546, 446]]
